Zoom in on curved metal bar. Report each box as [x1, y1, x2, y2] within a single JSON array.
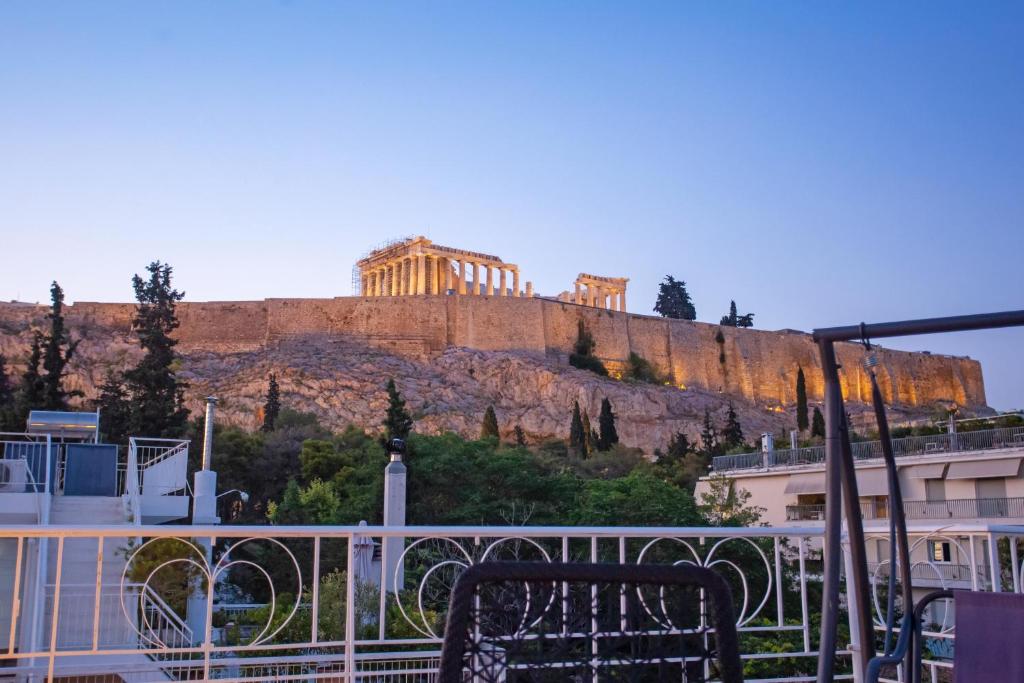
[[869, 370, 915, 672], [910, 590, 954, 683]]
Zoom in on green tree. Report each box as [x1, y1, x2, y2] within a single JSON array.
[[699, 408, 721, 456], [624, 352, 662, 384], [722, 402, 745, 450], [15, 334, 45, 424], [698, 475, 764, 526], [481, 405, 499, 440], [665, 431, 691, 461], [404, 433, 576, 525], [95, 372, 131, 444], [597, 398, 618, 451], [262, 373, 281, 432], [720, 300, 754, 328], [0, 354, 17, 431], [796, 367, 809, 432], [124, 262, 189, 437], [571, 471, 701, 526], [513, 424, 527, 448], [720, 300, 738, 326], [581, 410, 596, 457], [568, 401, 585, 455], [268, 479, 342, 525], [654, 275, 696, 320], [811, 406, 826, 438], [384, 378, 413, 440], [41, 282, 81, 410], [569, 320, 608, 376]]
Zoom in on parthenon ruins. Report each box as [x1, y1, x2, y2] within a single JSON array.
[[357, 236, 531, 298], [356, 237, 627, 311]]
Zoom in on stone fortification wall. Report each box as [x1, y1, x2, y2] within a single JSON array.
[[10, 296, 985, 409]]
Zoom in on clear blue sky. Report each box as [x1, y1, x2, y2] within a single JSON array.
[[1, 2, 1021, 409]]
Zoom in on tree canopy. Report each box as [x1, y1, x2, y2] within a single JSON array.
[[124, 261, 189, 437], [795, 367, 809, 432], [654, 276, 696, 320], [41, 281, 81, 410], [262, 373, 281, 432], [384, 378, 413, 440]]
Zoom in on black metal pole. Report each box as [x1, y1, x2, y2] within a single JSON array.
[[870, 373, 914, 676], [813, 309, 1024, 343], [840, 407, 876, 671], [811, 308, 1024, 682], [816, 340, 845, 683]]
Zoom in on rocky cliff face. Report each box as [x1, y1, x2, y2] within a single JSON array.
[[0, 302, 975, 452]]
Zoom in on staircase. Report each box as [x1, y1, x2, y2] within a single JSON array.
[[42, 497, 182, 681]]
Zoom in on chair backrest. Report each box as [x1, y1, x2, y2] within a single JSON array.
[[437, 561, 744, 683]]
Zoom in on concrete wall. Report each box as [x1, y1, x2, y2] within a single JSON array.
[[10, 295, 986, 409]]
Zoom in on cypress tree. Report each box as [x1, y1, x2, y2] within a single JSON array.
[[124, 262, 189, 437], [384, 378, 413, 440], [16, 334, 45, 424], [811, 406, 826, 438], [722, 402, 745, 450], [481, 405, 499, 440], [262, 373, 281, 432], [597, 398, 619, 451], [569, 400, 585, 454], [720, 300, 738, 326], [582, 410, 596, 458], [665, 431, 690, 461], [513, 424, 527, 448], [41, 281, 82, 410], [796, 367, 809, 432], [95, 373, 131, 444], [699, 408, 720, 456], [0, 353, 17, 431]]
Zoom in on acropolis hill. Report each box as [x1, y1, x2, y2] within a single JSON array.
[[0, 237, 987, 452]]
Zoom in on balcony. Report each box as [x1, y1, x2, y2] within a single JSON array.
[[787, 496, 1024, 522], [713, 425, 1024, 472], [0, 433, 190, 524], [0, 522, 1019, 682]]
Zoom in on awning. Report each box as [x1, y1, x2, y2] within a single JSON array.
[[855, 469, 892, 497], [946, 458, 1022, 480], [784, 473, 826, 495], [902, 463, 948, 479]]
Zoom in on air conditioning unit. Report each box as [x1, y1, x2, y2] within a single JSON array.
[[0, 459, 29, 493]]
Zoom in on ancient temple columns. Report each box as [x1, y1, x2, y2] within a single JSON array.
[[573, 274, 629, 311], [358, 237, 531, 300]]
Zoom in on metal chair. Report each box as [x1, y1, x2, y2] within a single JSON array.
[[437, 561, 744, 682]]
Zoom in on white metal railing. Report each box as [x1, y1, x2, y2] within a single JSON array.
[[4, 522, 1023, 681], [713, 425, 1024, 472], [0, 433, 54, 495]]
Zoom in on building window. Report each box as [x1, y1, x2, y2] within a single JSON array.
[[928, 540, 952, 563]]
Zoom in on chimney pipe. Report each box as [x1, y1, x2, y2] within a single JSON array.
[[201, 396, 217, 471]]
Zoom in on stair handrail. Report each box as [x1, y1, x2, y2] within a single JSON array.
[[126, 438, 142, 525], [140, 583, 194, 648]]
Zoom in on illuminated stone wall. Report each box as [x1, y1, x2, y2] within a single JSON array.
[[3, 296, 986, 409]]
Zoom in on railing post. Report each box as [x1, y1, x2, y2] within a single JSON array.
[[842, 537, 867, 683], [988, 532, 1002, 592]]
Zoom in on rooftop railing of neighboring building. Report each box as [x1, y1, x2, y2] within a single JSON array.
[[712, 425, 1024, 472], [0, 433, 189, 500], [787, 496, 1024, 522]]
